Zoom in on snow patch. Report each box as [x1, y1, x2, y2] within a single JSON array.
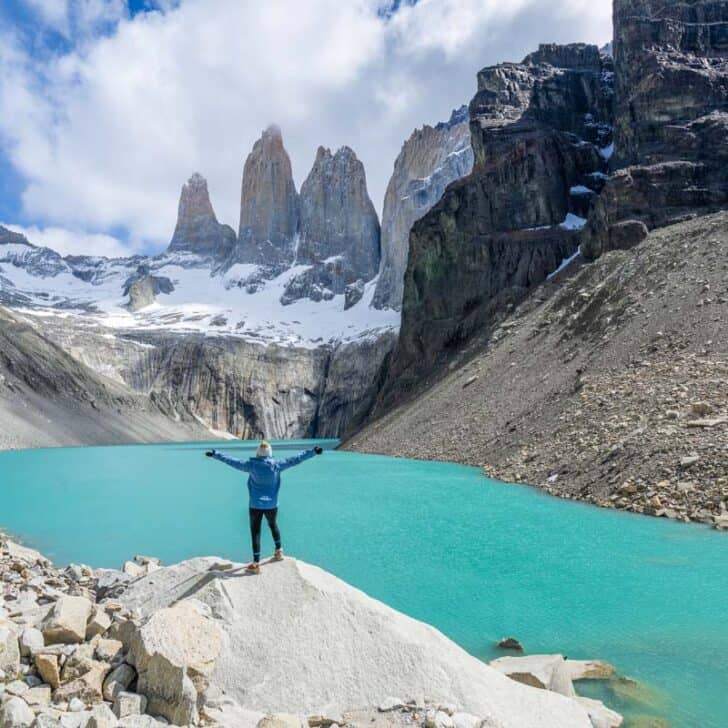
[[560, 214, 587, 231]]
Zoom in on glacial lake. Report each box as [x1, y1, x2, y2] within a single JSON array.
[[1, 440, 726, 727]]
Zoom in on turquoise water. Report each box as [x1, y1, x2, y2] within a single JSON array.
[[1, 440, 726, 727]]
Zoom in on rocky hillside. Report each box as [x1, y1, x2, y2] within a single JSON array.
[[0, 535, 621, 728], [345, 212, 728, 529], [0, 307, 207, 450], [372, 106, 473, 311]]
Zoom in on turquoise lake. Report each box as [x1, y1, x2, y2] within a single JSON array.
[[1, 440, 726, 727]]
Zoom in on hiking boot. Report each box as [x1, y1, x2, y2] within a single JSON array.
[[245, 562, 260, 574], [273, 549, 284, 562]]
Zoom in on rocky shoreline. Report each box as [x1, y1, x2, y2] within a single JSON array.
[[0, 533, 623, 728]]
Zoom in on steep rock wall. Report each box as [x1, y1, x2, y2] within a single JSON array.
[[372, 107, 473, 311], [376, 44, 613, 403]]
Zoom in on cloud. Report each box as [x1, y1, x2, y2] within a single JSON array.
[[3, 223, 131, 258], [0, 0, 612, 254]]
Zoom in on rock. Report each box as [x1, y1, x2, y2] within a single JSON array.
[[34, 654, 61, 690], [564, 660, 616, 681], [574, 697, 623, 728], [0, 697, 34, 728], [102, 663, 136, 702], [343, 280, 365, 311], [690, 402, 714, 416], [5, 681, 29, 697], [167, 173, 236, 259], [0, 618, 20, 675], [23, 685, 51, 707], [85, 610, 112, 640], [425, 710, 453, 728], [122, 562, 146, 579], [490, 654, 576, 697], [33, 712, 64, 728], [451, 713, 480, 728], [298, 146, 380, 283], [113, 692, 147, 719], [237, 125, 299, 267], [59, 713, 91, 728], [373, 106, 473, 311], [117, 558, 595, 727], [24, 676, 42, 689], [53, 661, 110, 705], [377, 698, 406, 713], [41, 596, 93, 645], [94, 638, 123, 664], [497, 637, 523, 651], [94, 570, 131, 601], [254, 715, 305, 728], [125, 275, 174, 313], [68, 699, 85, 713], [124, 602, 222, 725], [19, 628, 44, 658], [86, 703, 118, 728], [117, 716, 170, 728], [679, 456, 700, 468]]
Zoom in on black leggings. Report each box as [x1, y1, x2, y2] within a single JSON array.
[[249, 508, 280, 562]]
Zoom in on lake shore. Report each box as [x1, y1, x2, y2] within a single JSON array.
[[0, 531, 623, 728]]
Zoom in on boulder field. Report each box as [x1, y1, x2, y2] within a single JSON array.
[[0, 535, 621, 728]]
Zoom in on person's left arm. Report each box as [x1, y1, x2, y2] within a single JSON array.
[[277, 447, 322, 471]]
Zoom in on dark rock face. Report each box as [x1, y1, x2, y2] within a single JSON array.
[[298, 146, 380, 280], [373, 107, 473, 311], [379, 44, 613, 400], [583, 0, 728, 258], [168, 173, 236, 259], [237, 126, 300, 267]]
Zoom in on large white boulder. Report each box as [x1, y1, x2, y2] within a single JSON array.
[[117, 558, 594, 727], [41, 597, 93, 645], [0, 619, 20, 675], [124, 602, 222, 725]]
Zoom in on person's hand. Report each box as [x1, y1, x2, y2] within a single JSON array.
[[313, 446, 323, 455], [205, 450, 216, 457]]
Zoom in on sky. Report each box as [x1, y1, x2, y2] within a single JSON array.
[[0, 0, 612, 257]]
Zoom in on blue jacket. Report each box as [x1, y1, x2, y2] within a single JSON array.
[[212, 449, 316, 509]]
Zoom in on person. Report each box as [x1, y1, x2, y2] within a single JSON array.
[[205, 440, 323, 574]]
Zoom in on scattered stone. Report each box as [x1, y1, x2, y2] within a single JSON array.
[[679, 456, 700, 468], [94, 638, 123, 663], [496, 637, 523, 651], [85, 609, 112, 640], [19, 627, 44, 657], [257, 714, 304, 728], [113, 691, 148, 719], [23, 685, 52, 707], [41, 596, 93, 645], [0, 619, 20, 675], [86, 703, 118, 728], [102, 663, 136, 702], [377, 698, 406, 713], [0, 696, 34, 728], [690, 402, 714, 416], [68, 698, 86, 713], [463, 376, 479, 389], [5, 681, 29, 697], [34, 653, 61, 690]]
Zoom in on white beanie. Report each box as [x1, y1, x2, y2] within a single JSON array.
[[256, 441, 272, 458]]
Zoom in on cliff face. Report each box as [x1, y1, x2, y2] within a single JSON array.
[[35, 316, 395, 441], [373, 106, 473, 311], [167, 173, 236, 259], [582, 0, 728, 258], [237, 125, 300, 267], [0, 307, 207, 450], [378, 44, 613, 401]]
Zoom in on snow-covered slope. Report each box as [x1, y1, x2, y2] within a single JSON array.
[[0, 229, 399, 348]]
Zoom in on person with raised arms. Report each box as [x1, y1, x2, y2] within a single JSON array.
[[206, 440, 323, 574]]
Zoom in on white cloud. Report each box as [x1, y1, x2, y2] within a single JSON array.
[[3, 223, 131, 258], [1, 0, 612, 254]]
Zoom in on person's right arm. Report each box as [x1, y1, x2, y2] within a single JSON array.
[[205, 450, 252, 472]]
